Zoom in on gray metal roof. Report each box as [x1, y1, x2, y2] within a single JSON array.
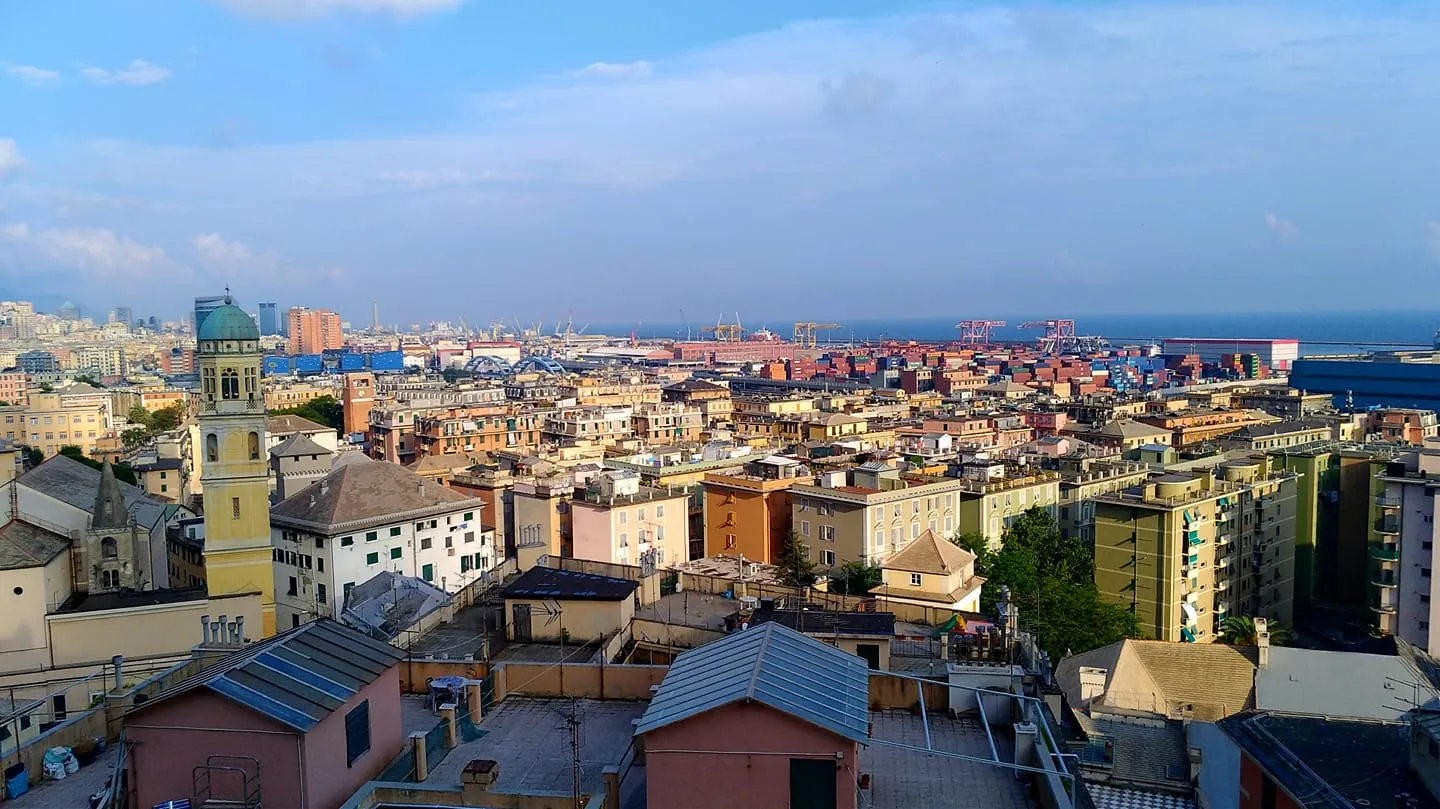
[[133, 619, 404, 732], [20, 455, 150, 516], [0, 519, 69, 571], [1256, 647, 1440, 720], [634, 621, 869, 743]]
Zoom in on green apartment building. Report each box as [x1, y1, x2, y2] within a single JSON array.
[[1268, 442, 1403, 611], [1093, 457, 1297, 643]]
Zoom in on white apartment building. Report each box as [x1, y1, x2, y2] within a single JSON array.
[[1377, 441, 1440, 650], [571, 471, 690, 568], [542, 406, 634, 446], [269, 458, 494, 629]]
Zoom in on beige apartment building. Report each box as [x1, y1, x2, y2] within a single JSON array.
[[414, 405, 543, 457], [571, 471, 690, 567], [631, 402, 704, 443], [511, 474, 577, 570], [788, 462, 967, 573], [1055, 458, 1152, 544], [0, 393, 109, 456], [559, 376, 662, 407], [953, 462, 1062, 550], [0, 371, 29, 406], [542, 406, 634, 446], [1092, 457, 1297, 643]]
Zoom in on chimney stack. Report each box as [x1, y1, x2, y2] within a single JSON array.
[[1255, 617, 1270, 669], [201, 614, 211, 644], [235, 615, 245, 643], [112, 655, 124, 692]]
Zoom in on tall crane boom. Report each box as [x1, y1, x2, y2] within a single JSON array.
[[955, 320, 1006, 346], [793, 322, 843, 349]]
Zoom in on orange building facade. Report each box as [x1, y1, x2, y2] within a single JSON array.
[[700, 473, 796, 563]]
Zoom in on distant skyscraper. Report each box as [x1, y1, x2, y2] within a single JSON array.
[[257, 302, 280, 337], [111, 306, 133, 328], [56, 302, 80, 321], [194, 295, 228, 335], [286, 307, 343, 355]]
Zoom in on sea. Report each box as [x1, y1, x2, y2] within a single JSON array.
[[589, 310, 1440, 358]]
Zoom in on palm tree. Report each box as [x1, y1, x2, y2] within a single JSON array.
[[1217, 615, 1292, 646]]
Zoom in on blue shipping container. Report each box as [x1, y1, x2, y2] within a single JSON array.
[[340, 353, 365, 371], [369, 351, 404, 372], [262, 356, 292, 376], [294, 354, 324, 373]]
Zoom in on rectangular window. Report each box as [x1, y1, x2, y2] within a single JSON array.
[[619, 511, 627, 525], [232, 497, 241, 519], [656, 504, 665, 518], [389, 526, 401, 537], [638, 507, 647, 521], [421, 563, 434, 581], [344, 582, 354, 601], [366, 552, 379, 565], [345, 701, 371, 767], [421, 537, 432, 550], [464, 511, 474, 522], [464, 531, 475, 544], [288, 577, 298, 596], [315, 584, 326, 604], [366, 531, 378, 542], [820, 550, 836, 566], [910, 573, 923, 586], [315, 537, 325, 549], [801, 520, 810, 536], [341, 536, 353, 547], [390, 547, 402, 560], [821, 525, 836, 542], [317, 557, 324, 572]]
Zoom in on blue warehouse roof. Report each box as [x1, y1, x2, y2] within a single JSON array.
[[634, 622, 870, 743], [131, 619, 404, 733]]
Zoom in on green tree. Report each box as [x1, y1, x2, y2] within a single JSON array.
[[148, 402, 185, 433], [120, 427, 149, 448], [1217, 615, 1292, 646], [958, 506, 1139, 660], [829, 560, 882, 595], [58, 446, 137, 485], [442, 367, 476, 383], [127, 405, 152, 430], [38, 382, 53, 393], [22, 446, 42, 467], [270, 394, 343, 432], [73, 374, 105, 388], [775, 532, 818, 588]]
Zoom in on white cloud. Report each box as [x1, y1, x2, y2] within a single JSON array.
[[215, 0, 463, 19], [1426, 221, 1440, 263], [6, 65, 60, 86], [193, 232, 282, 280], [565, 61, 654, 79], [79, 60, 171, 86], [0, 222, 190, 280], [1264, 214, 1298, 239], [0, 139, 24, 180]]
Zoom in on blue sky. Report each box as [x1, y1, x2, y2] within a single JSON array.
[[2, 1, 1439, 326]]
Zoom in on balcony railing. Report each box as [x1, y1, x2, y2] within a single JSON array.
[[1371, 602, 1397, 614], [1371, 545, 1399, 562], [1375, 517, 1400, 535], [1376, 495, 1402, 508], [1372, 576, 1398, 589]]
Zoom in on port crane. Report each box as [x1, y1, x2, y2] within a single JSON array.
[[793, 322, 843, 349], [701, 313, 745, 342], [955, 320, 1006, 347], [1019, 319, 1107, 354]]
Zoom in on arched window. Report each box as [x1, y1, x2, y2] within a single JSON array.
[[221, 369, 240, 400], [101, 569, 119, 589], [101, 537, 117, 558], [206, 433, 219, 463], [248, 431, 260, 460]]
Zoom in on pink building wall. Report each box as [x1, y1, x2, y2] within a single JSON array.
[[303, 666, 405, 809], [127, 693, 304, 809], [643, 701, 859, 809], [126, 666, 404, 809]]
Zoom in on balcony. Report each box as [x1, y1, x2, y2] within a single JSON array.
[[1376, 517, 1400, 535], [1376, 495, 1402, 509], [1215, 579, 1230, 593], [1371, 545, 1400, 562], [1372, 575, 1398, 589], [1371, 602, 1397, 615]]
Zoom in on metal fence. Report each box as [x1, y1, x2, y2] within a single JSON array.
[[892, 638, 940, 658]]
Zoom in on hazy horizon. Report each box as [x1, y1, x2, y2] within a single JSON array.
[[3, 1, 1440, 324]]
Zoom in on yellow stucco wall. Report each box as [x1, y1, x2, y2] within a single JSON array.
[[46, 592, 263, 667], [505, 597, 634, 644]]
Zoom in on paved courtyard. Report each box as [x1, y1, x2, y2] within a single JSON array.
[[5, 744, 118, 808]]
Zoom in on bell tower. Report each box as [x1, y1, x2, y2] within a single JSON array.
[[197, 291, 276, 637]]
